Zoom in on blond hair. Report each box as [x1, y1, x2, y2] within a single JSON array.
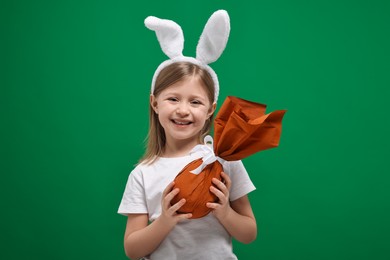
[[140, 62, 215, 164]]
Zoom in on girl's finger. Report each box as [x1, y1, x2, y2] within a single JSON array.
[[206, 202, 219, 209], [210, 185, 226, 202], [162, 181, 175, 197], [165, 188, 180, 203], [169, 198, 187, 214], [162, 187, 180, 209], [212, 177, 228, 196], [221, 171, 232, 190], [176, 213, 192, 220]]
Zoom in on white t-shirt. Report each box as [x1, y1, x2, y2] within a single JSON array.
[[118, 148, 256, 259]]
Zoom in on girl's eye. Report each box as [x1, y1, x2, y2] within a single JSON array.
[[191, 100, 202, 105], [168, 97, 178, 102]]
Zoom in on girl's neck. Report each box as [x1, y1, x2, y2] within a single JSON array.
[[162, 139, 200, 158]]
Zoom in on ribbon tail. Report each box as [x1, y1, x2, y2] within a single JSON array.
[[190, 165, 205, 175], [189, 135, 218, 175]]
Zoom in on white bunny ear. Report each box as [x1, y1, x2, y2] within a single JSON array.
[[196, 10, 230, 64], [145, 16, 184, 59]]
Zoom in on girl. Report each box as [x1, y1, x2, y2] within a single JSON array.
[[118, 11, 257, 260]]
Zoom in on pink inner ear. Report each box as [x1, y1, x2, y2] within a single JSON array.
[[196, 10, 230, 65]]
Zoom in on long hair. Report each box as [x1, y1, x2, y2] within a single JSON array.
[[140, 62, 215, 164]]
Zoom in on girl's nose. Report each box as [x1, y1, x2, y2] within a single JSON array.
[[176, 103, 190, 116]]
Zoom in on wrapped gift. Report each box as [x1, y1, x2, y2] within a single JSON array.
[[172, 96, 287, 218]]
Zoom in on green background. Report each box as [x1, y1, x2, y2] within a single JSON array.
[[2, 0, 390, 259]]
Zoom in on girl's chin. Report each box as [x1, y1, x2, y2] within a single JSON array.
[[167, 133, 200, 142]]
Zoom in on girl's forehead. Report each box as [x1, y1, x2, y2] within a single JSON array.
[[162, 77, 208, 95]]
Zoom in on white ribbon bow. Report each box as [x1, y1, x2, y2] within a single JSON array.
[[189, 135, 225, 175]]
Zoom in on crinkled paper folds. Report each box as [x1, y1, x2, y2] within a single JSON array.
[[172, 96, 287, 218]]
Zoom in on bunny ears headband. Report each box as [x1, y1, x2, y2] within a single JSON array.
[[145, 10, 230, 102]]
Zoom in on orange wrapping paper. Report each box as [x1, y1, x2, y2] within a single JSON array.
[[172, 96, 287, 218]]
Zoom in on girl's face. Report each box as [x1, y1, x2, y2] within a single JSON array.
[[151, 76, 216, 150]]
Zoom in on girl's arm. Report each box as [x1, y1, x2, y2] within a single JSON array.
[[124, 182, 192, 259], [206, 172, 257, 244]]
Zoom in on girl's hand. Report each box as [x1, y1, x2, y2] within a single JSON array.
[[158, 181, 192, 227], [206, 171, 232, 220]]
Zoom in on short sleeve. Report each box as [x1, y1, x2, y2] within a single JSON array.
[[223, 160, 256, 201], [118, 168, 148, 216]]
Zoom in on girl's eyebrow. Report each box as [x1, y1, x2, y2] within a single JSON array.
[[189, 94, 206, 100], [162, 92, 207, 101], [161, 91, 179, 96]]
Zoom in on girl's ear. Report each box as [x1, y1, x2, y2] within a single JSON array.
[[208, 102, 217, 118], [150, 94, 158, 114]]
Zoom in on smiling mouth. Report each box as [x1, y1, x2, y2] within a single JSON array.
[[171, 119, 192, 125]]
